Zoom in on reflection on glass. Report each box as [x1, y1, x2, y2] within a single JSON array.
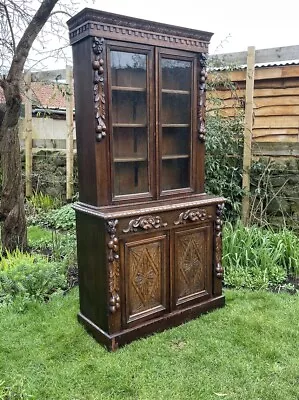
[[161, 58, 192, 191], [161, 59, 191, 91], [161, 93, 190, 125], [110, 51, 149, 196], [111, 51, 146, 88]]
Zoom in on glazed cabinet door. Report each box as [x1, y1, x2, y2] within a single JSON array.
[[157, 48, 198, 197], [172, 223, 213, 308], [121, 232, 169, 327], [107, 43, 154, 201]]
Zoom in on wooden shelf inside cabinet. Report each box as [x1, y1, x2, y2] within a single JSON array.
[[162, 154, 189, 160], [162, 89, 190, 95], [162, 124, 190, 128], [113, 123, 147, 128], [114, 157, 147, 162], [112, 86, 146, 92]]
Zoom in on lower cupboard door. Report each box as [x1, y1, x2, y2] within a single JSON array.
[[173, 224, 212, 308], [122, 233, 169, 328]]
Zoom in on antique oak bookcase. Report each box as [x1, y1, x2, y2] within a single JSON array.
[[68, 9, 225, 350]]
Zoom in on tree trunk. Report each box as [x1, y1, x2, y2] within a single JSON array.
[[0, 0, 60, 251], [0, 83, 27, 251]]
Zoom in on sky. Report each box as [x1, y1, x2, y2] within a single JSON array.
[[82, 0, 299, 55]]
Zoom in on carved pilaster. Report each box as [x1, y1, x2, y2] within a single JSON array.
[[198, 53, 208, 142], [92, 37, 106, 142], [123, 215, 167, 233], [107, 219, 120, 313], [174, 208, 212, 225], [215, 204, 224, 279]]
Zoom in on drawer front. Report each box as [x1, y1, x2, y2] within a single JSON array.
[[173, 223, 213, 308], [121, 233, 169, 328]]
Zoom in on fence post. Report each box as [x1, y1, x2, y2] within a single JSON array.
[[242, 46, 255, 224], [24, 72, 33, 197], [66, 65, 74, 201]]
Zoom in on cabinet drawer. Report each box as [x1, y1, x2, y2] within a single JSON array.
[[121, 233, 169, 328]]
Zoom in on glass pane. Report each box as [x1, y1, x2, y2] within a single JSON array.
[[111, 51, 146, 88], [110, 51, 149, 196], [162, 159, 189, 190], [112, 91, 147, 125], [161, 58, 192, 191], [161, 93, 190, 125], [161, 59, 191, 91]]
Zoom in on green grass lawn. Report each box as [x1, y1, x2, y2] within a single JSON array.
[[1, 289, 299, 400]]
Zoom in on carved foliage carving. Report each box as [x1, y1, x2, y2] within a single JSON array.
[[177, 232, 205, 298], [215, 204, 224, 279], [174, 208, 212, 225], [106, 219, 120, 313], [123, 215, 167, 233], [129, 242, 161, 316], [198, 53, 208, 142], [92, 37, 106, 142]]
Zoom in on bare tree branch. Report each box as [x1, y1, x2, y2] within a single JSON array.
[[50, 9, 72, 18], [7, 0, 60, 82], [1, 2, 16, 53]]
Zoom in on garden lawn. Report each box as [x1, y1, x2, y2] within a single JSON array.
[[1, 289, 299, 400]]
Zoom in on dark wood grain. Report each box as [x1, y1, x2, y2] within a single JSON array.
[[123, 233, 168, 328], [173, 224, 212, 308], [72, 37, 98, 205]]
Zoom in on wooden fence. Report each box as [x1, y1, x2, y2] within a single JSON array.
[[210, 45, 299, 222]]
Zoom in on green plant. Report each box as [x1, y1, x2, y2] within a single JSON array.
[[29, 204, 76, 231], [205, 61, 245, 222], [205, 113, 244, 221], [27, 191, 61, 212], [223, 221, 299, 290], [0, 250, 67, 307], [28, 226, 77, 266], [0, 249, 35, 272]]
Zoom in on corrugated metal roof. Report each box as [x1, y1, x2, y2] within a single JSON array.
[[209, 58, 299, 71], [234, 60, 299, 70]]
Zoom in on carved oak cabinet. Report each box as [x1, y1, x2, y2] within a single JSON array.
[[68, 8, 225, 350]]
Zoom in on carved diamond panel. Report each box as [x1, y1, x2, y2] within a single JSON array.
[[176, 230, 206, 300], [127, 238, 165, 319]]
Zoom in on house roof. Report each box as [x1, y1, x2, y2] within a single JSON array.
[[31, 82, 68, 109], [0, 81, 69, 109]]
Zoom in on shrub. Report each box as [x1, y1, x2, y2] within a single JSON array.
[[0, 250, 67, 307], [205, 62, 245, 222], [205, 113, 244, 221], [29, 204, 76, 231], [28, 228, 77, 265]]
